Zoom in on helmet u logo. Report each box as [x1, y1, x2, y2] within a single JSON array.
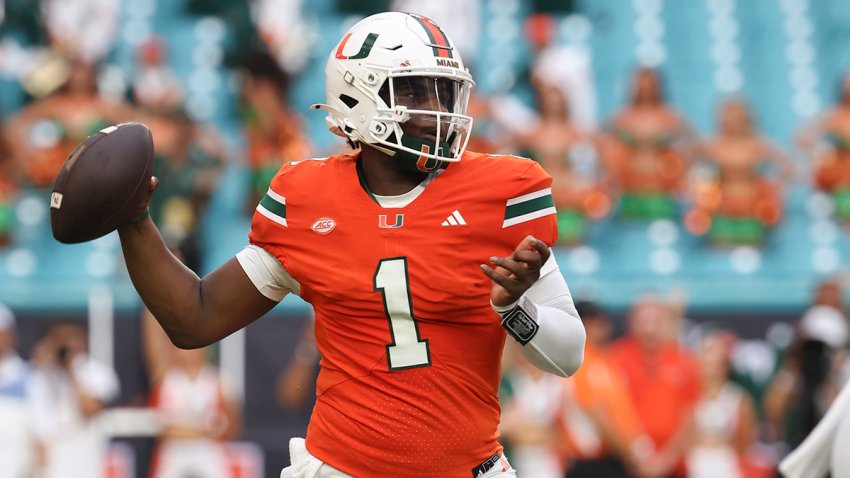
[[335, 33, 379, 60]]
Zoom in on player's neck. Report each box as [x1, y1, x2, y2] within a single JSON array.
[[359, 146, 428, 196]]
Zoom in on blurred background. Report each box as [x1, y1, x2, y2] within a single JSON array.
[[0, 0, 849, 477]]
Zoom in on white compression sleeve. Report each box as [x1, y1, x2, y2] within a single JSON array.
[[496, 252, 586, 377], [235, 245, 301, 301]]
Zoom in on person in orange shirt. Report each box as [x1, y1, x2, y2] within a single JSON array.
[[562, 300, 651, 478], [115, 12, 586, 478], [612, 297, 700, 478]]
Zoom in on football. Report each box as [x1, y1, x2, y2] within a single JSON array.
[[50, 122, 154, 244]]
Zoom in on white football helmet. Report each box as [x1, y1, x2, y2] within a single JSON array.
[[311, 12, 475, 172]]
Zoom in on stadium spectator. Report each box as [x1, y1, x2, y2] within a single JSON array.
[[141, 304, 240, 478], [811, 277, 848, 318], [779, 372, 850, 478], [764, 304, 850, 450], [239, 52, 311, 213], [250, 0, 311, 74], [612, 296, 700, 478], [130, 39, 221, 267], [687, 330, 759, 478], [275, 317, 320, 411], [184, 0, 263, 69], [29, 322, 120, 478], [6, 57, 134, 187], [798, 71, 850, 223], [146, 109, 226, 271], [815, 279, 845, 309], [514, 79, 609, 244], [132, 37, 184, 116], [560, 300, 650, 478], [479, 13, 597, 152], [524, 12, 597, 131], [686, 98, 793, 246], [0, 303, 35, 477], [0, 0, 49, 74], [39, 0, 119, 64], [0, 0, 51, 117], [499, 343, 566, 478], [0, 117, 16, 247], [602, 67, 696, 220], [148, 346, 241, 478]]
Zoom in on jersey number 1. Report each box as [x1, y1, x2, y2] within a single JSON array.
[[374, 258, 431, 370]]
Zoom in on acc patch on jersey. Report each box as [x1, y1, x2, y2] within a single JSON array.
[[311, 217, 336, 235]]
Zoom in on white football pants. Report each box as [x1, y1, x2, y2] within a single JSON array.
[[281, 437, 518, 478]]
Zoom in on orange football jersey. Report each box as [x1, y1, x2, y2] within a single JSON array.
[[249, 150, 558, 477]]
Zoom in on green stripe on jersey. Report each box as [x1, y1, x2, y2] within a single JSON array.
[[260, 193, 286, 218], [504, 194, 554, 220]]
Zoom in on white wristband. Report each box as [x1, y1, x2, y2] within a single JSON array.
[[490, 298, 520, 315]]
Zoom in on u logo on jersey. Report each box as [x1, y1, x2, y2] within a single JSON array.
[[378, 213, 404, 228]]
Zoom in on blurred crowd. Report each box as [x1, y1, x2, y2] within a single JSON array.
[[499, 277, 850, 478], [2, 277, 849, 477], [0, 0, 314, 265], [0, 4, 849, 252], [464, 25, 848, 246], [0, 301, 248, 478]]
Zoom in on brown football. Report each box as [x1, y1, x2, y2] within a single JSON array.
[[50, 122, 154, 244]]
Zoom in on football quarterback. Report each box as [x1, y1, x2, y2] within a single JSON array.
[[118, 11, 585, 478]]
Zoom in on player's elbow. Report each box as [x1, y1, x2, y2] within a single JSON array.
[[562, 326, 587, 376], [168, 333, 202, 350], [528, 321, 586, 378], [522, 348, 583, 378], [521, 337, 585, 378], [165, 326, 212, 350], [556, 345, 584, 377], [516, 303, 587, 377]]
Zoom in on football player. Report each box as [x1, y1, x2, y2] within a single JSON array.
[[118, 12, 586, 478]]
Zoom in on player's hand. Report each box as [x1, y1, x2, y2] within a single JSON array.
[[137, 176, 159, 214], [121, 177, 159, 228], [480, 235, 550, 307]]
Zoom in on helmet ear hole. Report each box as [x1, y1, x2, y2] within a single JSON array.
[[370, 121, 388, 138], [339, 94, 359, 109]]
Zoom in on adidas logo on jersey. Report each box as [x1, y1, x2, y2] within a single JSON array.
[[441, 210, 467, 226]]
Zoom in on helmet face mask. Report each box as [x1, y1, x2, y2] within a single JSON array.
[[377, 69, 473, 166], [313, 12, 475, 171]]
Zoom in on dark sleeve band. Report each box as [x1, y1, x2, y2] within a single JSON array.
[[499, 295, 539, 346]]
